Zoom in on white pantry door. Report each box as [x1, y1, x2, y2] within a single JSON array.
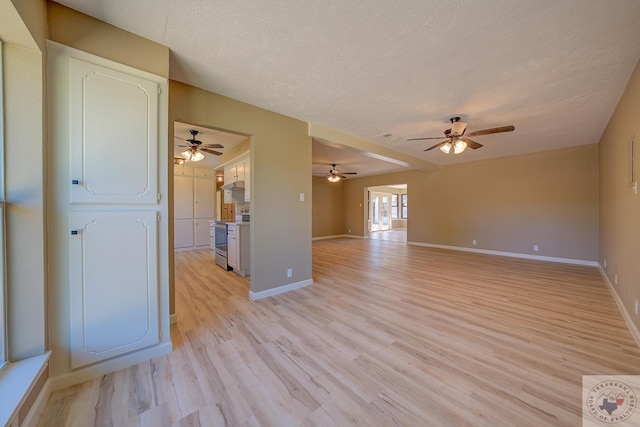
[[69, 212, 158, 368], [48, 43, 168, 371]]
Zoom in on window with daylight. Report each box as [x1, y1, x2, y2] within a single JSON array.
[[401, 194, 408, 219], [0, 40, 6, 370], [391, 194, 398, 219]]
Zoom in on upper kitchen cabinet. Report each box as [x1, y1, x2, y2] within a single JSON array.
[[223, 152, 250, 202]]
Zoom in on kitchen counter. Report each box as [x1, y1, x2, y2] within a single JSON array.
[[213, 220, 250, 226]]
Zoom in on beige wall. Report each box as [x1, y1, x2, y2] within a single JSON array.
[[170, 81, 312, 298], [47, 2, 169, 78], [312, 176, 344, 237], [599, 59, 640, 332], [344, 144, 599, 261]]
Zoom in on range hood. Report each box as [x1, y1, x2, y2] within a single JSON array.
[[221, 180, 245, 191]]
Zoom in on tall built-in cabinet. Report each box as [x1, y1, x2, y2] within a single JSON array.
[[174, 166, 215, 249], [47, 43, 171, 379]]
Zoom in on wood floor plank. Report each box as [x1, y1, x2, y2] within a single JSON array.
[[38, 239, 640, 426]]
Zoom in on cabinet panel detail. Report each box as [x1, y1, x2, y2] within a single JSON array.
[[69, 57, 158, 204], [174, 175, 194, 219], [174, 219, 195, 248], [195, 178, 214, 218], [69, 211, 159, 368]]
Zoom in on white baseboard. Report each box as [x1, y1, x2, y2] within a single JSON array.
[[170, 313, 177, 324], [598, 265, 640, 349], [312, 234, 364, 241], [407, 241, 598, 267], [48, 342, 172, 391], [22, 379, 51, 427], [249, 279, 313, 300]]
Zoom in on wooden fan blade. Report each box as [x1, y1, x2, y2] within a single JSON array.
[[178, 144, 189, 147], [200, 148, 223, 155], [459, 138, 483, 149], [424, 141, 447, 151], [204, 143, 224, 149], [341, 172, 357, 175], [407, 136, 447, 141], [466, 125, 515, 137]]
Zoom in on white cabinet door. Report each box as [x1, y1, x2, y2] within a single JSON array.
[[69, 58, 158, 205], [243, 157, 250, 202], [194, 177, 214, 218], [228, 233, 238, 269], [174, 219, 194, 248], [174, 176, 194, 219], [224, 166, 235, 184], [174, 166, 194, 176], [69, 211, 159, 369], [193, 168, 214, 177], [194, 220, 211, 247], [235, 162, 245, 182]]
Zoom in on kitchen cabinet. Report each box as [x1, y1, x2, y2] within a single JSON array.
[[227, 227, 237, 268], [243, 157, 251, 202], [194, 219, 211, 246], [174, 165, 194, 176], [227, 223, 250, 276], [222, 152, 250, 202], [224, 161, 245, 183], [174, 167, 215, 249]]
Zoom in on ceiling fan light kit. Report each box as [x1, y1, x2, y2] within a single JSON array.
[[177, 129, 224, 162], [314, 163, 357, 183], [408, 116, 515, 155], [182, 147, 205, 162], [440, 139, 468, 155], [173, 157, 186, 166]]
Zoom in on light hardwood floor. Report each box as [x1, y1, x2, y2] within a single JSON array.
[[37, 239, 640, 426]]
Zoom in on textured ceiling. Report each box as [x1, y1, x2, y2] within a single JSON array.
[[57, 0, 640, 175]]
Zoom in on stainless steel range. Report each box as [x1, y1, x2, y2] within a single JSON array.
[[214, 222, 232, 270]]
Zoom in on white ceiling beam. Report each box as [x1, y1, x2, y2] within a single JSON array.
[[309, 123, 439, 173]]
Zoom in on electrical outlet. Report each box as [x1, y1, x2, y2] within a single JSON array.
[[287, 268, 292, 278], [604, 259, 607, 268], [348, 228, 351, 233], [299, 193, 305, 202], [533, 245, 539, 252], [615, 274, 618, 285], [472, 239, 477, 246], [635, 300, 638, 316]]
